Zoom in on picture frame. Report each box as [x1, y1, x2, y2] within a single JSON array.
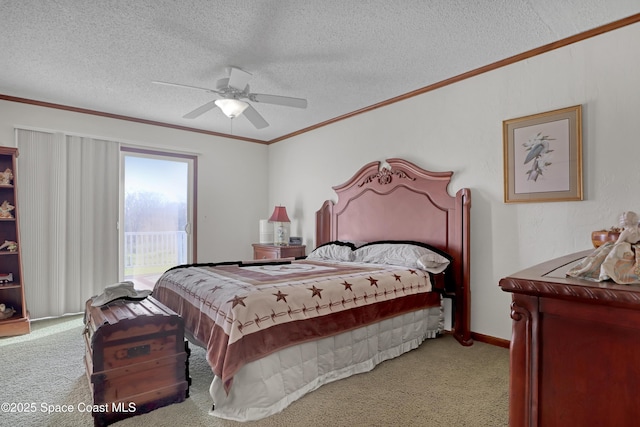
[[503, 105, 583, 203]]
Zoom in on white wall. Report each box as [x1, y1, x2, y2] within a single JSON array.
[[0, 100, 269, 262], [268, 22, 640, 340]]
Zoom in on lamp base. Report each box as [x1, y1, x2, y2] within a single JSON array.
[[273, 222, 290, 246]]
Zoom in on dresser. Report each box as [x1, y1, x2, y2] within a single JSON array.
[[252, 243, 306, 260], [499, 250, 640, 427]]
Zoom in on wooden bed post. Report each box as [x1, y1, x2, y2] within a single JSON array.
[[315, 200, 334, 247], [454, 188, 472, 346]]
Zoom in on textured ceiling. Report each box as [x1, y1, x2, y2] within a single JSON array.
[[1, 1, 639, 143]]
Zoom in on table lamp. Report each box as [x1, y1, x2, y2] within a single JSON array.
[[269, 206, 291, 246]]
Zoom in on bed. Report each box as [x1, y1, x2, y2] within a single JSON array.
[[152, 158, 471, 421]]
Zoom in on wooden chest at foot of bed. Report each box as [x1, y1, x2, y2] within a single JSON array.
[[83, 296, 190, 427]]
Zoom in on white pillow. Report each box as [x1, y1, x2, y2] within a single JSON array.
[[417, 253, 450, 274], [353, 241, 450, 273], [307, 243, 354, 262]]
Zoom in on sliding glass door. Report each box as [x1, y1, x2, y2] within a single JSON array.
[[120, 148, 196, 290]]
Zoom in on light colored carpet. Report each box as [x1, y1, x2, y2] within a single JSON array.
[[0, 315, 509, 426]]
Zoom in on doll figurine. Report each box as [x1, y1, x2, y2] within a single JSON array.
[[0, 200, 14, 218], [615, 211, 640, 245], [0, 168, 13, 186]]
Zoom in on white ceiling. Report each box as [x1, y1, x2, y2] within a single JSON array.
[[1, 1, 639, 143]]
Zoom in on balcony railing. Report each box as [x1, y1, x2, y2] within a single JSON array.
[[124, 231, 187, 270]]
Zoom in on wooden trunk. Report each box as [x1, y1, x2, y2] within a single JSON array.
[[83, 296, 190, 427]]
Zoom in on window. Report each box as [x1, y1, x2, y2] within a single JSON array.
[[120, 147, 196, 290]]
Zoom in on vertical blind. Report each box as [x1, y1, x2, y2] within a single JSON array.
[[16, 129, 119, 319]]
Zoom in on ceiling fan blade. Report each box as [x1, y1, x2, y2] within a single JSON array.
[[242, 104, 269, 129], [152, 80, 218, 93], [250, 93, 307, 109], [183, 100, 218, 119], [227, 67, 252, 91]]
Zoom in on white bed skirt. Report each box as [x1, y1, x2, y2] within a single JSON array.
[[208, 304, 443, 421]]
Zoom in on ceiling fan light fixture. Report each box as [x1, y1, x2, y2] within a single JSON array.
[[215, 99, 249, 118]]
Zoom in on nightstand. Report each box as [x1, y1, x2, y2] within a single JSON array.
[[252, 243, 306, 260]]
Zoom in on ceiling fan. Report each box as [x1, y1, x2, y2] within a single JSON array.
[[153, 66, 307, 129]]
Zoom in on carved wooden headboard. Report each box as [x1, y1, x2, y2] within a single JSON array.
[[315, 158, 472, 345]]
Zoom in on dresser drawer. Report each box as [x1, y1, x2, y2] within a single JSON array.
[[254, 246, 280, 259], [252, 244, 306, 260]]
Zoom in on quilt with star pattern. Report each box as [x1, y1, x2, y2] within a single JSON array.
[[152, 259, 441, 393]]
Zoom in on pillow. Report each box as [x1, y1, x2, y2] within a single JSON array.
[[353, 240, 451, 273], [307, 241, 355, 262], [315, 240, 357, 250], [416, 253, 449, 274], [344, 240, 368, 248]]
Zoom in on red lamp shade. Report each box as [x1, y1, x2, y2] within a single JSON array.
[[268, 206, 290, 223]]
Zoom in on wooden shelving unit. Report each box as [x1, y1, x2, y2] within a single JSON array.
[[0, 146, 30, 337]]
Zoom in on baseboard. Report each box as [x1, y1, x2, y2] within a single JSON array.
[[471, 331, 510, 348], [441, 330, 510, 349]]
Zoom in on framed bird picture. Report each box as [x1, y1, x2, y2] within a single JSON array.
[[503, 105, 583, 203]]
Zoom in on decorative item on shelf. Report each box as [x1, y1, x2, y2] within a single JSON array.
[[268, 205, 291, 246], [259, 219, 273, 244], [0, 168, 13, 186], [591, 211, 640, 248], [0, 200, 14, 218], [0, 303, 16, 320], [0, 240, 17, 252], [0, 272, 13, 284], [591, 228, 622, 248]]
